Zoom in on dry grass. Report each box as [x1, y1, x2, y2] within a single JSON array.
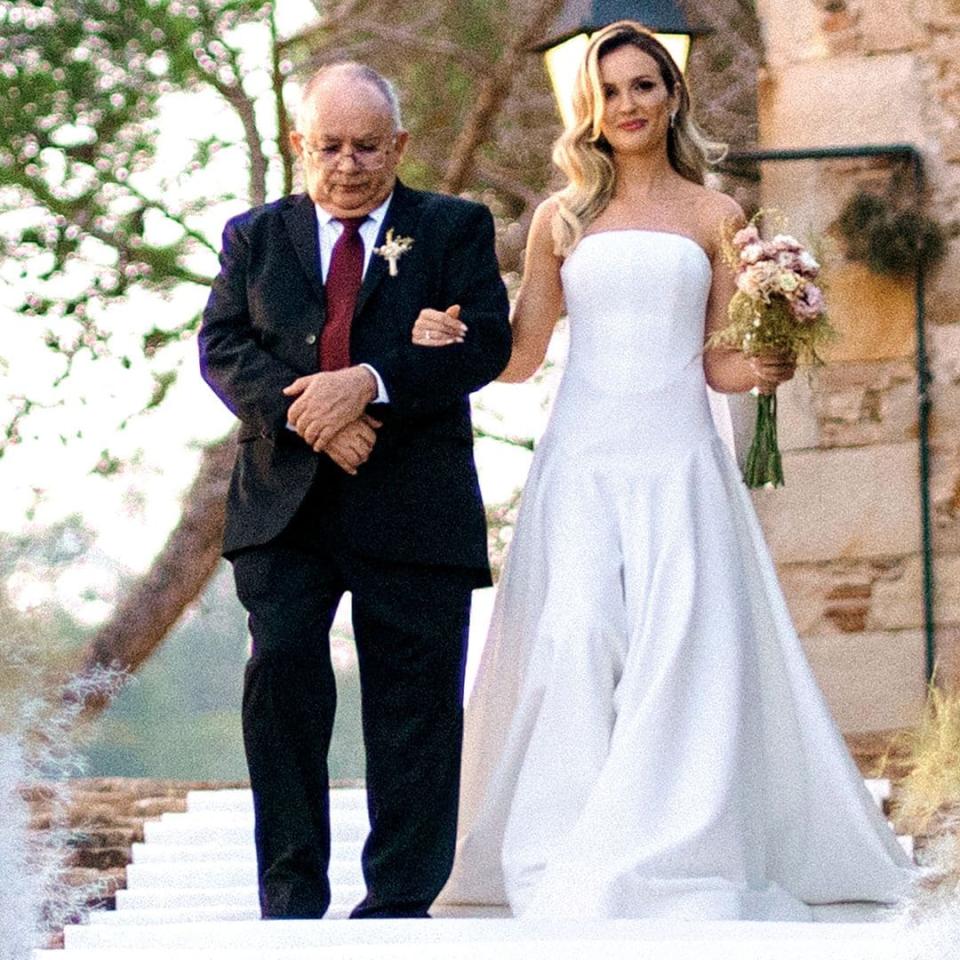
[[888, 682, 960, 842]]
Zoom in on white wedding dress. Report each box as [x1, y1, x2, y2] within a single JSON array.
[[440, 230, 912, 921]]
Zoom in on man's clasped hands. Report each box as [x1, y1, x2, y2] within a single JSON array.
[[283, 303, 464, 476]]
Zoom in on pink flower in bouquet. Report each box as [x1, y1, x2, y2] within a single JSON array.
[[774, 249, 804, 273], [737, 260, 780, 299], [769, 233, 803, 253], [791, 282, 826, 322], [797, 249, 821, 279], [733, 224, 761, 248], [712, 212, 836, 488]]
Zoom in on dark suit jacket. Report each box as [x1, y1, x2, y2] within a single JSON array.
[[198, 182, 511, 580]]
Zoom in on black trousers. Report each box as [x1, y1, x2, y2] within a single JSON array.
[[231, 479, 475, 919]]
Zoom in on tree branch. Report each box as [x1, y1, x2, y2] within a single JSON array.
[[440, 0, 566, 195], [476, 160, 541, 211], [270, 7, 295, 196], [122, 180, 219, 256], [211, 44, 268, 207], [276, 0, 371, 54], [349, 19, 488, 75], [16, 176, 214, 288]]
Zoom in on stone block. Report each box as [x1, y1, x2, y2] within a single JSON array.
[[66, 846, 131, 870], [941, 126, 960, 163], [760, 54, 925, 150], [814, 360, 919, 447], [801, 629, 927, 733], [926, 239, 960, 325], [133, 796, 186, 818], [775, 369, 821, 451], [932, 623, 960, 685], [776, 555, 916, 637], [751, 443, 922, 563], [822, 263, 917, 362], [871, 553, 960, 629], [931, 442, 960, 553], [777, 563, 841, 635], [756, 0, 826, 67], [929, 325, 960, 444], [859, 0, 930, 53], [930, 324, 960, 383]]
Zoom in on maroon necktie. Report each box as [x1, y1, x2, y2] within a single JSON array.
[[320, 217, 366, 371]]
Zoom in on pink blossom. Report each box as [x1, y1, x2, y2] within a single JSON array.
[[791, 282, 825, 322], [740, 242, 765, 264], [737, 261, 780, 299], [733, 223, 760, 248], [769, 233, 803, 253], [776, 250, 804, 273], [797, 249, 820, 279]]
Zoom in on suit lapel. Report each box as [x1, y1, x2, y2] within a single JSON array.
[[354, 181, 424, 318], [282, 194, 327, 313]]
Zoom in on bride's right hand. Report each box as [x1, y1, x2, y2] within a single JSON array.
[[412, 304, 467, 347]]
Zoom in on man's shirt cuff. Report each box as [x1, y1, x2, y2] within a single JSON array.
[[360, 363, 390, 403]]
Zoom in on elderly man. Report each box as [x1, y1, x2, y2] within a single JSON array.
[[199, 62, 511, 920]]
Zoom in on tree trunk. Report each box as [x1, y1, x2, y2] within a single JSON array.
[[74, 434, 235, 715], [440, 0, 567, 195]]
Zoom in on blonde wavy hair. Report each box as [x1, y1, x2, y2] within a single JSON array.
[[551, 21, 726, 257]]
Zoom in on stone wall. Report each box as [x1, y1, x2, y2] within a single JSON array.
[[753, 0, 960, 734]]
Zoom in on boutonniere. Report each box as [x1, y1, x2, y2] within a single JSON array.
[[373, 228, 414, 276]]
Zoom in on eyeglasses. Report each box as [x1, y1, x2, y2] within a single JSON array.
[[300, 138, 394, 170]]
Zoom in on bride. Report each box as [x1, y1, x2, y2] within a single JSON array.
[[411, 20, 911, 921]]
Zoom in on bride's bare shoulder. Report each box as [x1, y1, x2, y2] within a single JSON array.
[[526, 194, 565, 257], [698, 186, 747, 233], [684, 184, 746, 257]]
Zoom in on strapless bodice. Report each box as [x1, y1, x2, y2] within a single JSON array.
[[560, 230, 712, 395], [549, 230, 716, 455]]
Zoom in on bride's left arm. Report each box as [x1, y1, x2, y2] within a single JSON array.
[[702, 198, 796, 395]]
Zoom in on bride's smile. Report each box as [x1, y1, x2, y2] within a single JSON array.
[[598, 46, 675, 154]]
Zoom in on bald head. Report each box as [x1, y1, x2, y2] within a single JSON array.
[[297, 62, 402, 134], [289, 61, 409, 218]]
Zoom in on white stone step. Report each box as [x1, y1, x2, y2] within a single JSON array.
[[91, 898, 374, 924], [130, 843, 254, 864], [143, 809, 369, 845], [115, 886, 261, 911], [89, 905, 264, 924], [37, 931, 913, 960], [39, 940, 912, 960], [185, 782, 891, 812], [113, 887, 507, 918], [125, 858, 364, 891], [185, 788, 366, 814], [129, 839, 364, 864], [60, 917, 907, 953]]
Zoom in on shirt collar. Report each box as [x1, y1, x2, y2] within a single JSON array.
[[314, 192, 393, 229]]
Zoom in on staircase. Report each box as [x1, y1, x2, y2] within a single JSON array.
[[35, 780, 916, 959]]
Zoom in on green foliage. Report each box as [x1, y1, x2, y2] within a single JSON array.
[[0, 0, 273, 391], [835, 189, 948, 278]]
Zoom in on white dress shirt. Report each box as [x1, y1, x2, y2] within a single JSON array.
[[314, 194, 393, 403]]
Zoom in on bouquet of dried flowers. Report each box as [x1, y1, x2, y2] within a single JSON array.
[[707, 215, 836, 488]]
